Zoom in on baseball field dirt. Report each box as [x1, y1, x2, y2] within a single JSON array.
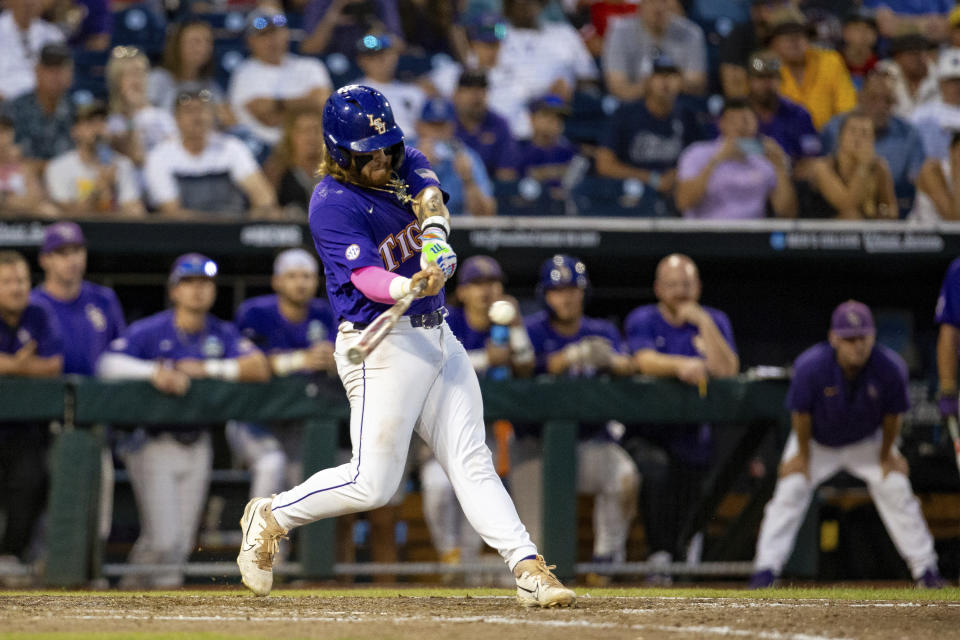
[[2, 587, 960, 639]]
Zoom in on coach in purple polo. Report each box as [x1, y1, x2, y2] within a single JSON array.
[[750, 300, 943, 588], [623, 253, 738, 579], [31, 222, 126, 375]]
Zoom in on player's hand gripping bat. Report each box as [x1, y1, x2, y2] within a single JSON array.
[[346, 279, 427, 364]]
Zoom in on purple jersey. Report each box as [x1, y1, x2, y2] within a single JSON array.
[[456, 110, 518, 177], [515, 138, 577, 190], [235, 294, 336, 353], [935, 257, 960, 329], [624, 304, 737, 358], [525, 310, 626, 377], [31, 282, 126, 375], [107, 309, 257, 362], [787, 342, 909, 447], [445, 305, 488, 351], [308, 146, 447, 324], [0, 301, 63, 358]]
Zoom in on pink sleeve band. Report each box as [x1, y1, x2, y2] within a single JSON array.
[[351, 265, 401, 304]]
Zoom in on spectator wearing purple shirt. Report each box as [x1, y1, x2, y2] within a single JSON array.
[[513, 255, 639, 568], [229, 248, 337, 501], [97, 253, 270, 588], [300, 0, 403, 59], [750, 300, 943, 589], [623, 254, 737, 579], [865, 0, 952, 42], [453, 70, 518, 182], [514, 94, 577, 200], [31, 222, 126, 376], [675, 99, 797, 220], [745, 53, 821, 177], [935, 257, 960, 419], [0, 250, 63, 575], [66, 0, 112, 50]]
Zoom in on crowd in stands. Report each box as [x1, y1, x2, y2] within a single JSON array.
[[4, 0, 960, 219]]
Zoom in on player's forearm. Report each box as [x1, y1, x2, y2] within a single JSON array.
[[609, 354, 634, 377], [96, 352, 157, 379], [633, 349, 686, 378], [792, 412, 812, 459], [233, 353, 271, 382], [0, 353, 63, 378], [350, 266, 411, 304], [270, 349, 308, 376], [880, 414, 901, 461], [937, 324, 959, 392], [695, 320, 739, 377], [545, 351, 571, 375]]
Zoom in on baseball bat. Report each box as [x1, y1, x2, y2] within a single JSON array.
[[947, 413, 960, 477], [346, 279, 427, 364]]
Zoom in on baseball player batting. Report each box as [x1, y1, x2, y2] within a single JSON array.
[[750, 300, 944, 588], [237, 85, 575, 607]]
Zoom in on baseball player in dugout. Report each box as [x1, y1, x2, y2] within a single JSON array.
[[624, 253, 738, 580], [0, 250, 63, 581], [936, 257, 960, 430], [229, 247, 338, 500], [750, 300, 944, 589], [237, 85, 576, 607], [96, 253, 270, 588], [515, 255, 639, 579]]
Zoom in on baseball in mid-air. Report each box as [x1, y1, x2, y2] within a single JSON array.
[[488, 300, 516, 325]]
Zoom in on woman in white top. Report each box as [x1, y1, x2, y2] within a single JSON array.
[[912, 130, 960, 222], [106, 45, 177, 166]]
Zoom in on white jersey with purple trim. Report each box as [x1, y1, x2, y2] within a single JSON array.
[[308, 146, 445, 324]]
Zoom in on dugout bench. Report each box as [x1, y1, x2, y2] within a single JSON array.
[[0, 375, 791, 586]]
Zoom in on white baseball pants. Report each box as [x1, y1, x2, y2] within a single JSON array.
[[753, 430, 937, 579], [120, 431, 212, 588], [271, 319, 538, 570]]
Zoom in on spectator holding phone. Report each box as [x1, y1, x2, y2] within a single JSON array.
[[675, 99, 796, 220]]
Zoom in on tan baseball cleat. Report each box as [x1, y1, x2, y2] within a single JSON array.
[[237, 496, 288, 596], [513, 555, 577, 608]]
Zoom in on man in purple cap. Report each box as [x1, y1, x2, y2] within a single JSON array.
[[0, 250, 62, 579], [96, 253, 270, 587], [32, 221, 126, 376], [750, 300, 943, 588]]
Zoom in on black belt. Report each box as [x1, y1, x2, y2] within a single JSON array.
[[349, 308, 446, 330]]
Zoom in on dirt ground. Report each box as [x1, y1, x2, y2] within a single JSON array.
[[3, 592, 960, 640]]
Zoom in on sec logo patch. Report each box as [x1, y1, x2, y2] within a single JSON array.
[[345, 244, 360, 260]]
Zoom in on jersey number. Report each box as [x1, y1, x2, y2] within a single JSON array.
[[377, 221, 422, 271]]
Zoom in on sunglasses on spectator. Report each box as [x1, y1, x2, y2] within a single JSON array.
[[176, 89, 214, 106], [110, 45, 143, 59], [250, 14, 287, 32]]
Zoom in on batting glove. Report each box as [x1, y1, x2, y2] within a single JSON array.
[[420, 234, 458, 280], [938, 390, 958, 418]]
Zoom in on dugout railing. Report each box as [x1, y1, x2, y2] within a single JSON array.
[[0, 375, 791, 586]]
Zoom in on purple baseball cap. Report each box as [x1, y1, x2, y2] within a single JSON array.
[[169, 253, 218, 286], [830, 300, 875, 338], [42, 221, 86, 254], [458, 255, 504, 285]]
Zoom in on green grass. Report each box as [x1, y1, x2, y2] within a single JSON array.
[[2, 586, 959, 601]]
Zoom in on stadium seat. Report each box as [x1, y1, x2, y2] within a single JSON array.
[[493, 178, 568, 216], [324, 53, 362, 89], [569, 175, 675, 217], [111, 3, 166, 59], [566, 89, 617, 146], [214, 41, 248, 91]]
